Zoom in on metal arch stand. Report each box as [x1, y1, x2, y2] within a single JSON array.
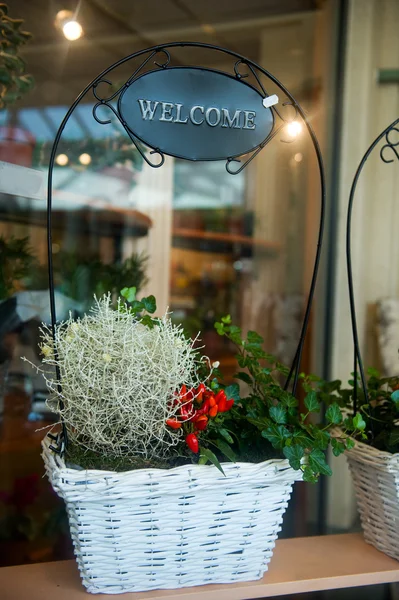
[[45, 41, 326, 453], [346, 117, 399, 417]]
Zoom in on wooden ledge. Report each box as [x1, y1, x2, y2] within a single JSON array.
[[1, 534, 398, 599]]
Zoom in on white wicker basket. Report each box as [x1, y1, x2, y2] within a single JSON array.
[[42, 437, 301, 594], [345, 438, 399, 560]]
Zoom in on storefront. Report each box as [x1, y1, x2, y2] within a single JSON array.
[[1, 1, 398, 597]]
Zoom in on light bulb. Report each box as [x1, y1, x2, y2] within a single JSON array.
[[79, 153, 92, 165], [286, 121, 302, 138], [62, 20, 83, 41], [55, 153, 69, 166]]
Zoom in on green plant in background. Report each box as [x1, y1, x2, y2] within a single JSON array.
[[0, 473, 68, 542], [0, 235, 36, 300], [0, 3, 34, 108], [320, 368, 399, 454], [32, 251, 148, 312]]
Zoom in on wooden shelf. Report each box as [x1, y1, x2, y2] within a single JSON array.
[[1, 534, 398, 599], [172, 228, 280, 256], [0, 207, 152, 239]]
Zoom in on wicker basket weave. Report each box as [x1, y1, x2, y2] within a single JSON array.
[[42, 437, 301, 594], [346, 439, 399, 560]]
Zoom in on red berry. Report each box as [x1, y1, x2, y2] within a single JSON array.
[[185, 433, 199, 453]]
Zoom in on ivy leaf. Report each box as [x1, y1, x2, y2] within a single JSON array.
[[141, 295, 156, 314], [215, 322, 224, 336], [262, 424, 290, 449], [224, 383, 240, 401], [331, 438, 346, 457], [326, 403, 343, 425], [308, 448, 332, 476], [237, 354, 250, 368], [313, 429, 330, 450], [221, 315, 231, 324], [302, 466, 318, 483], [353, 413, 366, 431], [292, 430, 313, 447], [304, 391, 320, 413], [120, 286, 136, 302], [199, 448, 225, 475], [281, 394, 298, 409], [269, 404, 287, 424], [131, 299, 144, 312], [216, 439, 236, 462], [235, 371, 252, 385], [283, 445, 304, 470], [247, 330, 264, 345], [140, 315, 156, 329], [345, 437, 355, 450]]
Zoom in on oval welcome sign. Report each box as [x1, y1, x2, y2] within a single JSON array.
[[118, 67, 274, 161]]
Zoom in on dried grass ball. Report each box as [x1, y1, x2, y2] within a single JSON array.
[[40, 295, 206, 460]]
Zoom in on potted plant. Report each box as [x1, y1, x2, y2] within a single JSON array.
[[31, 289, 355, 593], [322, 369, 399, 561]]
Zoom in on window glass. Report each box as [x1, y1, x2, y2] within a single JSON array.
[[0, 1, 329, 565]]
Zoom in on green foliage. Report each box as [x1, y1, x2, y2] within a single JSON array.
[[32, 251, 148, 311], [326, 403, 343, 425], [212, 318, 353, 482], [0, 235, 36, 299], [321, 368, 399, 454], [0, 3, 34, 108]]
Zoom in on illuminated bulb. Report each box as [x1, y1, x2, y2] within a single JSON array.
[[62, 20, 83, 41], [286, 121, 302, 138], [294, 152, 303, 163], [79, 152, 91, 165], [55, 153, 69, 166]]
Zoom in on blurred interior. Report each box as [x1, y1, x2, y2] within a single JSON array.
[[0, 3, 398, 595]]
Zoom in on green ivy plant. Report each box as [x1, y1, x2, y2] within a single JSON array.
[[210, 316, 363, 482], [320, 368, 399, 454], [0, 3, 34, 108]]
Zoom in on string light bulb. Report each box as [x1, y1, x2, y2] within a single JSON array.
[[62, 20, 83, 41], [55, 10, 83, 41], [286, 121, 302, 138], [55, 153, 69, 166], [79, 153, 92, 165]]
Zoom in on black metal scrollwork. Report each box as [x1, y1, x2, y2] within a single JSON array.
[[380, 125, 399, 164], [90, 50, 169, 169], [227, 60, 300, 173]]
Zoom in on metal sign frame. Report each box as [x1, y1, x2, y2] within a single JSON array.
[[45, 42, 326, 453], [346, 117, 399, 416]]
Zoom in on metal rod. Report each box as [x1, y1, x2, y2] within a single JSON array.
[[346, 116, 399, 415]]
